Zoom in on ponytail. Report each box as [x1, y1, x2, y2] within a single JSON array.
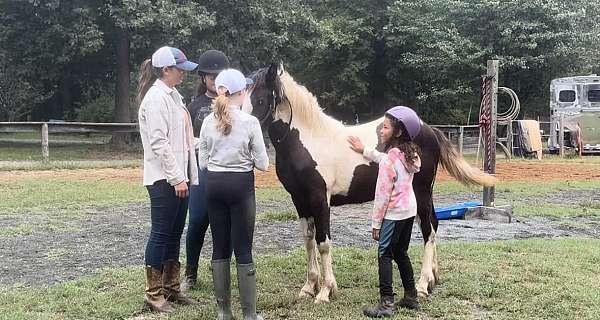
[[137, 59, 163, 104], [213, 94, 232, 135]]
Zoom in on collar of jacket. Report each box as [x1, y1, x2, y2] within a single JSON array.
[[153, 79, 176, 95]]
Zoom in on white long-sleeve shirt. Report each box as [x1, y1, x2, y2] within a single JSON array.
[[198, 106, 269, 172], [138, 79, 198, 186]]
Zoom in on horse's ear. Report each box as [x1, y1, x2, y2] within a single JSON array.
[[278, 62, 285, 76]]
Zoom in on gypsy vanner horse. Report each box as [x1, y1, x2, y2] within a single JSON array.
[[242, 64, 496, 303]]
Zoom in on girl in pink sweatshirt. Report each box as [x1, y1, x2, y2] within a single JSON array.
[[348, 106, 422, 317]]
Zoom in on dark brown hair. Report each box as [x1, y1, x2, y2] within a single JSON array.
[[195, 74, 208, 97], [384, 113, 421, 167], [137, 59, 165, 103]]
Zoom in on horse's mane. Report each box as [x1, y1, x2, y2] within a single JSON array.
[[251, 68, 343, 135]]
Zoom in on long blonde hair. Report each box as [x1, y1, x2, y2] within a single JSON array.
[[213, 94, 232, 135], [137, 59, 164, 103]]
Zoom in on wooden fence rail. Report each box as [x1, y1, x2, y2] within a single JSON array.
[[1, 122, 519, 162], [0, 122, 138, 162]]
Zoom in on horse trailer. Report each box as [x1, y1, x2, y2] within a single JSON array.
[[549, 75, 600, 154]]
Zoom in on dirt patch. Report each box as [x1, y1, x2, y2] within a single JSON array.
[[1, 160, 597, 185], [0, 168, 143, 183], [0, 167, 280, 188], [436, 161, 600, 182], [1, 190, 598, 287]]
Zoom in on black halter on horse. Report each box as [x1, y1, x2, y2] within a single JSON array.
[[250, 70, 293, 144]]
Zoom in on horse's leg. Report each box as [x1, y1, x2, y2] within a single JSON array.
[[312, 194, 337, 304], [315, 236, 337, 303], [298, 216, 320, 298], [416, 194, 439, 298], [433, 232, 440, 285]]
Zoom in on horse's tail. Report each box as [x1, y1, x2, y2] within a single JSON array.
[[432, 127, 496, 187]]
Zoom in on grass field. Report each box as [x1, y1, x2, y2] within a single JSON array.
[[0, 133, 141, 162], [1, 175, 598, 216], [0, 239, 598, 320], [1, 147, 599, 319]]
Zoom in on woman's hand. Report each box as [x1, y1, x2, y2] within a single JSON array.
[[372, 228, 380, 241], [347, 136, 365, 154], [174, 181, 189, 198]]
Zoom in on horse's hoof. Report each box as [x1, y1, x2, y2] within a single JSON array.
[[330, 283, 339, 297], [427, 284, 434, 294], [314, 291, 330, 304], [416, 282, 429, 298], [299, 288, 315, 299]]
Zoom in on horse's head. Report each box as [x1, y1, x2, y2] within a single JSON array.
[[243, 63, 285, 131]]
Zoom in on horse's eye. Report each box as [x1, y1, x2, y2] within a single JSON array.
[[258, 99, 264, 105]]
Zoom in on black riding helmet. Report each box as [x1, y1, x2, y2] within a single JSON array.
[[197, 50, 230, 74]]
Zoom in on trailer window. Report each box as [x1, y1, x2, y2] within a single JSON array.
[[588, 90, 600, 102], [558, 90, 576, 102]]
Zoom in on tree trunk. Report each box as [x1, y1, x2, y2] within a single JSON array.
[[58, 72, 71, 120], [115, 26, 130, 123], [370, 37, 386, 115], [112, 26, 132, 147]]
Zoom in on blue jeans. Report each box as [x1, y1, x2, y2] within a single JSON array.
[[144, 179, 189, 269], [185, 169, 209, 267]]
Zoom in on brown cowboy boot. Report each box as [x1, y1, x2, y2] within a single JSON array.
[[144, 266, 175, 313], [162, 260, 198, 305], [396, 287, 419, 310], [180, 264, 198, 291]]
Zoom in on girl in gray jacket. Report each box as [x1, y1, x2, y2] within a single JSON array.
[[198, 68, 268, 320]]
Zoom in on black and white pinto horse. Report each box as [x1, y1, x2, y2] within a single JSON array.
[[242, 64, 496, 303]]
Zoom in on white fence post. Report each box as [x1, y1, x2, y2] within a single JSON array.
[[41, 123, 49, 162], [42, 122, 50, 161], [458, 126, 464, 155]]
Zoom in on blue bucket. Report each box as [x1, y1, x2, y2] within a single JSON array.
[[435, 201, 481, 220]]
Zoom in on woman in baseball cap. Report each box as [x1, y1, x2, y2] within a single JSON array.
[[137, 46, 199, 313], [197, 68, 266, 320]]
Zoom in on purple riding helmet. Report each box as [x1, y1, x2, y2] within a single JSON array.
[[386, 106, 423, 140]]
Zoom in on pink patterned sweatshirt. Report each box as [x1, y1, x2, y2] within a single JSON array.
[[363, 147, 421, 229]]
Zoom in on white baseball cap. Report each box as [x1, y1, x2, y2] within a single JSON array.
[[215, 69, 254, 94], [151, 46, 198, 71]]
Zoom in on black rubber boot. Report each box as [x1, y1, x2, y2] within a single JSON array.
[[211, 259, 234, 320], [237, 263, 264, 320]]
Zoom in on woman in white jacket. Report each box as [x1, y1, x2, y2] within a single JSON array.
[[137, 46, 199, 313]]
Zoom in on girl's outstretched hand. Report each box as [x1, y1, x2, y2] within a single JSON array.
[[347, 136, 365, 154]]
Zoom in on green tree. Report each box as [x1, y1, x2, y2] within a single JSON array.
[[384, 0, 599, 123]]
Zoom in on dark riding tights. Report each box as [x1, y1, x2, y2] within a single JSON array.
[[206, 171, 256, 264]]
